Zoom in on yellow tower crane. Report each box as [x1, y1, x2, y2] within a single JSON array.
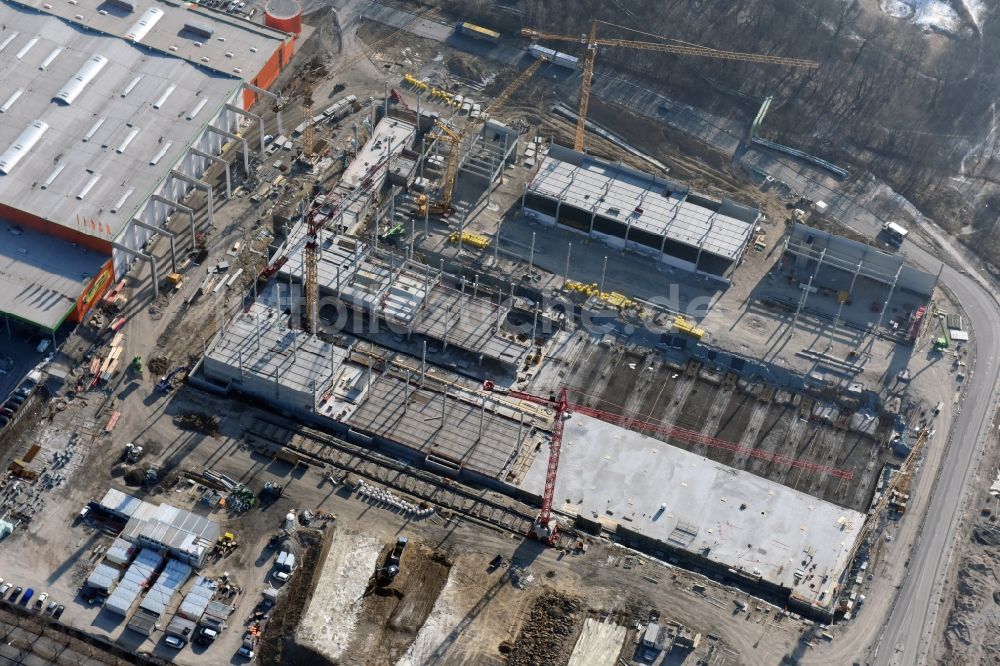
[[301, 76, 315, 157], [419, 56, 547, 217], [521, 20, 820, 151]]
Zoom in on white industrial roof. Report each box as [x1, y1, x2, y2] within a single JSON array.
[[139, 558, 191, 616], [178, 576, 216, 619], [11, 0, 290, 78], [0, 221, 108, 329], [529, 145, 756, 261], [519, 414, 865, 613], [0, 0, 243, 241], [122, 502, 220, 559]]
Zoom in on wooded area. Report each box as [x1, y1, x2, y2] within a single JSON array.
[[438, 0, 1000, 262]]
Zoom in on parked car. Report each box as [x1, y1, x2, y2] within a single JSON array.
[[46, 600, 57, 614], [164, 635, 186, 649], [3, 402, 19, 413], [7, 394, 25, 406], [196, 626, 219, 645], [78, 505, 91, 521], [20, 588, 33, 606], [9, 587, 22, 602], [1, 408, 14, 419], [0, 583, 12, 597], [33, 592, 47, 610], [53, 605, 64, 619], [237, 646, 255, 659], [0, 415, 8, 428]]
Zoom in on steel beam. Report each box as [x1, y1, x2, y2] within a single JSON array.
[[132, 218, 177, 273], [225, 103, 266, 155], [169, 170, 215, 227], [150, 193, 197, 246], [205, 125, 249, 175], [113, 242, 159, 299], [241, 83, 284, 135], [190, 146, 232, 199]]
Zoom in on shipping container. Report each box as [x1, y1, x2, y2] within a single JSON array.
[[455, 22, 500, 44], [528, 44, 578, 70]]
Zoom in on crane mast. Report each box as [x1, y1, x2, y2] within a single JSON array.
[[521, 20, 819, 151], [419, 56, 547, 217]]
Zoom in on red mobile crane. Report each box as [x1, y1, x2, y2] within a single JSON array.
[[483, 380, 854, 546]]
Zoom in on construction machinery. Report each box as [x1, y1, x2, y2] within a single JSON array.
[[300, 75, 316, 160], [933, 313, 950, 351], [417, 56, 547, 218], [123, 442, 143, 463], [375, 536, 408, 585], [521, 20, 819, 151], [156, 366, 186, 393], [482, 379, 853, 544]]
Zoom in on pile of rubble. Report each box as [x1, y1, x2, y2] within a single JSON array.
[[175, 412, 219, 435], [506, 592, 582, 666]]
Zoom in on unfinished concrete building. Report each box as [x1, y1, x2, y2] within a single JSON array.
[[522, 145, 757, 281], [518, 413, 865, 618], [781, 222, 938, 342], [276, 233, 531, 369]]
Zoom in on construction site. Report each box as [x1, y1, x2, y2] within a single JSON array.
[[0, 1, 975, 665]]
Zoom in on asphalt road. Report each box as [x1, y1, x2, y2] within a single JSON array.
[[869, 232, 1000, 664]]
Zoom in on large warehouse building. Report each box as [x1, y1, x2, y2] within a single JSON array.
[[522, 145, 758, 281], [0, 0, 297, 332]]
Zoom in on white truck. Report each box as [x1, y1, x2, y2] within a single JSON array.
[[881, 221, 909, 247]]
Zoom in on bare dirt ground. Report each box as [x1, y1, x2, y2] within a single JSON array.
[[342, 540, 451, 665]]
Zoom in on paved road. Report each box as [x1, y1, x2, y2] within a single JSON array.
[[867, 230, 1000, 665]]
